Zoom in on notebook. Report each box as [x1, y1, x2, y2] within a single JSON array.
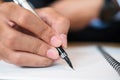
[[0, 45, 120, 80]]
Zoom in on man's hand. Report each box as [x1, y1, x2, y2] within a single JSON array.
[[0, 2, 70, 67], [36, 7, 70, 48]]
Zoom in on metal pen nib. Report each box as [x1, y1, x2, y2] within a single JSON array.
[[56, 46, 74, 69]]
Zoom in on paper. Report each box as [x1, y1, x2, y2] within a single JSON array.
[[0, 45, 120, 80]]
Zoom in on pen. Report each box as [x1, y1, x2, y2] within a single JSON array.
[[13, 0, 74, 69]]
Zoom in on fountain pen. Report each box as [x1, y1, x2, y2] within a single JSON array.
[[56, 46, 73, 69], [13, 0, 74, 69]]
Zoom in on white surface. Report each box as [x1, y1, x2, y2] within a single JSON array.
[[0, 45, 120, 80]]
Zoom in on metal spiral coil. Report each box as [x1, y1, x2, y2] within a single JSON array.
[[97, 45, 120, 75]]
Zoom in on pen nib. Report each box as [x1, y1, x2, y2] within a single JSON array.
[[56, 46, 74, 70], [64, 57, 74, 70]]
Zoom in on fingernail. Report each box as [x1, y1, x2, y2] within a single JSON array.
[[47, 48, 59, 60], [51, 36, 62, 47], [60, 34, 67, 48]]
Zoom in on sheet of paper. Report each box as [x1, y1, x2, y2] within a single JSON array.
[[0, 45, 120, 80]]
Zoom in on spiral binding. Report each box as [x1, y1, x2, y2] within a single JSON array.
[[97, 45, 120, 75]]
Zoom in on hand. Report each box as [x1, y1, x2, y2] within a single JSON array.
[[0, 2, 70, 67], [36, 7, 70, 48], [0, 56, 1, 60]]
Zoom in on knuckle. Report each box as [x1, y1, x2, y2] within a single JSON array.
[[63, 18, 70, 29], [5, 31, 17, 47], [38, 26, 54, 38], [33, 41, 49, 56], [33, 41, 42, 54], [5, 2, 16, 7], [40, 59, 53, 67], [0, 2, 17, 10], [18, 10, 31, 25], [40, 28, 54, 41], [64, 18, 70, 26], [40, 25, 49, 35], [57, 17, 70, 26], [0, 2, 20, 18], [0, 43, 5, 52], [0, 43, 8, 57], [9, 54, 22, 66], [7, 53, 18, 65]]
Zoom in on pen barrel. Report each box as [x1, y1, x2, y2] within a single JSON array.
[[56, 47, 68, 59], [13, 0, 38, 17], [60, 52, 67, 59]]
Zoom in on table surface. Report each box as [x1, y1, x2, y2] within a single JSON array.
[[0, 42, 120, 60]]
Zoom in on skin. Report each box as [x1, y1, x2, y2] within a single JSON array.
[[51, 0, 104, 31], [0, 2, 69, 67], [0, 0, 104, 67]]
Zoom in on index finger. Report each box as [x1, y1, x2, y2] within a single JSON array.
[[0, 56, 1, 60], [2, 2, 62, 47]]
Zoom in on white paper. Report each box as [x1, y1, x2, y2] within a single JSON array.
[[0, 45, 120, 80]]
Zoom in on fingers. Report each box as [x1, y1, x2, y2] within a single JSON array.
[[0, 23, 59, 60], [0, 2, 62, 47], [0, 56, 1, 60], [36, 7, 70, 48], [36, 7, 70, 34], [13, 52, 53, 67], [0, 43, 53, 67]]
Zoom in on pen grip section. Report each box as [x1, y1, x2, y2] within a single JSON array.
[[56, 46, 68, 59]]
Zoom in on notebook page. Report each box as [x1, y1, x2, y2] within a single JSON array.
[[0, 45, 119, 80]]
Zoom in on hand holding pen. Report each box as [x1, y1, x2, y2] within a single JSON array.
[[0, 1, 71, 68], [14, 0, 73, 69]]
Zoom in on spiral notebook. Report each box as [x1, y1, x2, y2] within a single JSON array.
[[0, 45, 120, 80]]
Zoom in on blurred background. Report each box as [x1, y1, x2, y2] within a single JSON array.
[[4, 0, 120, 43]]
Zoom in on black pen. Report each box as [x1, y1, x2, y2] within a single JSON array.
[[13, 0, 74, 69], [56, 46, 73, 69]]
